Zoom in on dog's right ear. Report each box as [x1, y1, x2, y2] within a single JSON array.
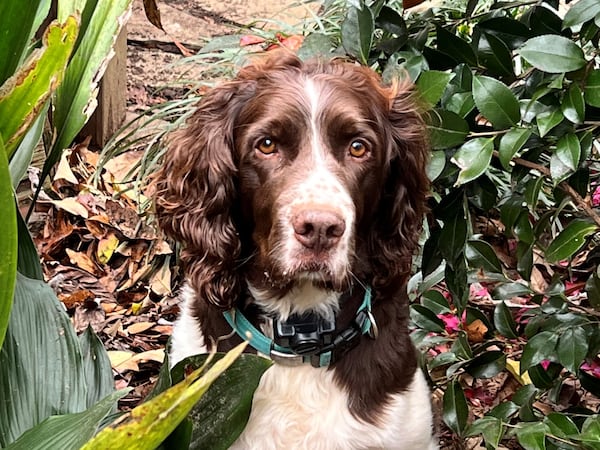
[[154, 80, 255, 309]]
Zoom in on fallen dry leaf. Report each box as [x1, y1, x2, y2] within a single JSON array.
[[465, 319, 488, 343], [109, 348, 165, 373], [127, 321, 155, 334], [50, 197, 89, 218], [66, 248, 100, 275]]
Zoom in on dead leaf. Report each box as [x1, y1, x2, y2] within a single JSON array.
[[59, 289, 95, 309], [149, 260, 171, 296], [127, 321, 155, 334], [465, 319, 488, 343], [97, 233, 120, 264], [142, 0, 164, 31], [54, 149, 79, 184], [109, 348, 165, 373], [51, 197, 89, 218], [66, 248, 100, 275]]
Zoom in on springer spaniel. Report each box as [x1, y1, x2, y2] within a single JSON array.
[[155, 52, 437, 449]]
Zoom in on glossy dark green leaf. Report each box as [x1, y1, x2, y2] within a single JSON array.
[[476, 31, 513, 78], [585, 267, 600, 309], [466, 175, 497, 211], [514, 213, 534, 245], [528, 5, 563, 36], [426, 150, 446, 181], [416, 70, 455, 107], [452, 138, 495, 186], [500, 195, 526, 232], [444, 92, 475, 118], [499, 128, 531, 169], [545, 413, 579, 439], [528, 362, 561, 389], [426, 109, 469, 149], [579, 415, 600, 443], [561, 83, 585, 124], [557, 327, 589, 374], [421, 290, 451, 314], [521, 331, 558, 373], [555, 133, 581, 171], [442, 381, 469, 436], [429, 351, 460, 370], [494, 302, 518, 339], [536, 108, 563, 137], [493, 282, 532, 300], [451, 332, 472, 360], [489, 401, 519, 421], [563, 0, 600, 29], [410, 304, 446, 333], [445, 258, 468, 314], [517, 242, 534, 280], [341, 5, 374, 65], [518, 35, 586, 73], [472, 75, 520, 129], [466, 239, 503, 273], [549, 151, 573, 185], [476, 17, 531, 49], [375, 6, 406, 37], [515, 422, 548, 450], [545, 220, 598, 263], [439, 214, 468, 264], [436, 26, 477, 66], [584, 69, 600, 107], [467, 416, 504, 447], [466, 351, 506, 378]]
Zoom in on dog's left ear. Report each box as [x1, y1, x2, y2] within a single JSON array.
[[370, 82, 430, 289]]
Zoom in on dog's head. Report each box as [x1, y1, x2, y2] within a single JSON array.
[[155, 52, 429, 311]]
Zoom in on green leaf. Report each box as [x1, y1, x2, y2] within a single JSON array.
[[452, 137, 495, 186], [536, 109, 564, 137], [0, 17, 78, 158], [426, 109, 469, 149], [555, 133, 581, 171], [80, 327, 115, 409], [0, 1, 52, 86], [410, 304, 446, 333], [0, 137, 16, 349], [439, 214, 468, 264], [476, 31, 514, 78], [467, 416, 504, 447], [5, 391, 126, 450], [584, 70, 600, 107], [0, 274, 97, 447], [165, 353, 272, 449], [585, 267, 600, 309], [557, 327, 589, 374], [563, 0, 600, 28], [472, 75, 520, 129], [521, 331, 558, 373], [466, 351, 506, 379], [416, 71, 455, 107], [561, 84, 585, 124], [421, 290, 451, 314], [465, 239, 503, 273], [446, 258, 468, 314], [444, 92, 475, 118], [516, 422, 548, 450], [341, 5, 374, 65], [437, 26, 478, 66], [499, 128, 531, 169], [494, 302, 518, 339], [45, 1, 132, 185], [443, 381, 469, 436], [544, 412, 579, 438], [83, 343, 251, 450], [545, 220, 598, 263], [579, 415, 600, 443], [426, 150, 446, 181], [518, 35, 586, 73], [16, 211, 43, 280], [297, 33, 333, 60]]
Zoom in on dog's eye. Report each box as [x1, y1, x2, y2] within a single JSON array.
[[256, 138, 277, 155], [349, 140, 368, 158]]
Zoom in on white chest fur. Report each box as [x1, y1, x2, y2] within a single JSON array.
[[230, 364, 437, 450]]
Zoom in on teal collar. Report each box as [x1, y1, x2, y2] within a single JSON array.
[[222, 286, 377, 368]]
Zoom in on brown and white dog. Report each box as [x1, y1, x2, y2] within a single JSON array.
[[154, 51, 437, 449]]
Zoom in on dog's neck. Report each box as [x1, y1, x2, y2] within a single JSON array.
[[247, 280, 341, 322]]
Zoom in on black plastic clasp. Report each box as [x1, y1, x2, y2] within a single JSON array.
[[273, 313, 335, 356]]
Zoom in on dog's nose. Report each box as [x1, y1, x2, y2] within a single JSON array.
[[292, 210, 346, 251]]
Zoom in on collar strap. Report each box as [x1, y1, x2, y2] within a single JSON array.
[[222, 286, 376, 368]]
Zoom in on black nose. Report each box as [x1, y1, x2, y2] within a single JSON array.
[[292, 210, 346, 252]]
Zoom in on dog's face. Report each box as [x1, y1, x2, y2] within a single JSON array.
[[155, 52, 429, 309], [234, 71, 392, 292]]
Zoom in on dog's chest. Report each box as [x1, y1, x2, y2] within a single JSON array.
[[230, 364, 437, 450]]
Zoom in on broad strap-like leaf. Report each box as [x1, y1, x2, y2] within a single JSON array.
[[518, 35, 586, 73], [5, 391, 126, 450], [0, 17, 78, 158], [0, 137, 17, 349], [43, 0, 133, 184], [0, 274, 92, 446], [82, 343, 254, 450], [80, 327, 115, 409]]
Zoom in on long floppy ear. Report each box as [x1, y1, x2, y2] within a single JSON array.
[[154, 80, 254, 309], [370, 81, 430, 291]]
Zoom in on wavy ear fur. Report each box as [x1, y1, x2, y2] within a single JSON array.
[[154, 80, 255, 309], [370, 82, 430, 292]]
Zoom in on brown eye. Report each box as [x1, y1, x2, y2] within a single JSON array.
[[257, 137, 277, 155], [349, 140, 368, 158]]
